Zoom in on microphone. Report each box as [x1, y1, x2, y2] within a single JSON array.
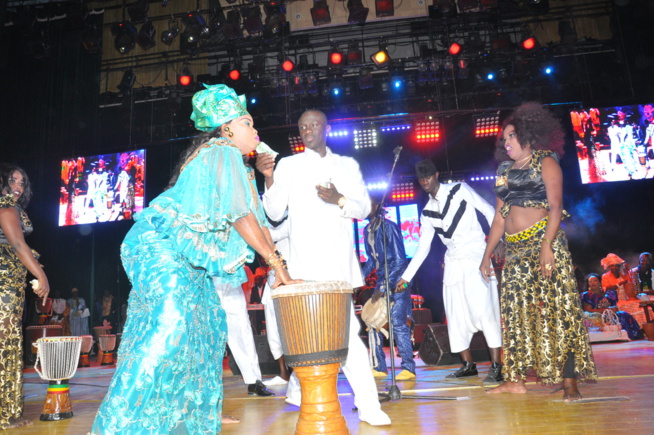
[[393, 146, 403, 162]]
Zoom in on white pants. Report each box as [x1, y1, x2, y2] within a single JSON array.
[[443, 256, 502, 353], [261, 281, 283, 360], [286, 302, 383, 415], [213, 279, 262, 385]]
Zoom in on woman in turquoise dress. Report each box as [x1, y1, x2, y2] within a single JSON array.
[[91, 85, 296, 434]]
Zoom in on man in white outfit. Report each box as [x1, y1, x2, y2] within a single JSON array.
[[396, 159, 503, 386], [256, 109, 391, 426], [212, 277, 275, 396]]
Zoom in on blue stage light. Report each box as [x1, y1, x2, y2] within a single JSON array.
[[544, 66, 553, 74], [486, 72, 494, 80]]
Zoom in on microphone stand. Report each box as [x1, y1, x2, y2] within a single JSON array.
[[375, 147, 458, 402]]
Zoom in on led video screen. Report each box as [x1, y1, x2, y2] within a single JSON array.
[[59, 150, 145, 226], [569, 104, 654, 184]]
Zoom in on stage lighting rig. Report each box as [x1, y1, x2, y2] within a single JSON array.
[[112, 21, 137, 54], [311, 0, 331, 26]]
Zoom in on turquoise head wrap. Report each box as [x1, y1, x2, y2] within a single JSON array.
[[190, 84, 249, 132]]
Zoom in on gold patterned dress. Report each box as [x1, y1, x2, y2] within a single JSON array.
[[494, 150, 597, 384], [0, 194, 33, 429]]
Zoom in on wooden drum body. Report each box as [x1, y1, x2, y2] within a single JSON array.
[[78, 335, 94, 368], [98, 334, 117, 365], [34, 336, 82, 421], [272, 280, 353, 435], [92, 326, 111, 363]]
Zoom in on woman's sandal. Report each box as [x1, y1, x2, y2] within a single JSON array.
[[222, 415, 240, 424]]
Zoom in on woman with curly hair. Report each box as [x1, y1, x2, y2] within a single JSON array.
[[0, 164, 50, 429], [480, 103, 597, 401]]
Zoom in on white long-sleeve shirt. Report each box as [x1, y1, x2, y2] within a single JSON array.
[[263, 147, 370, 287], [402, 182, 495, 281]]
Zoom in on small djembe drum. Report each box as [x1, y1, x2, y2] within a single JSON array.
[[272, 280, 352, 435], [98, 334, 117, 365], [33, 336, 82, 421], [92, 326, 111, 362], [26, 325, 62, 365], [78, 335, 94, 367]]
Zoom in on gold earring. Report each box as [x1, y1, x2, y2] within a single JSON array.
[[224, 126, 234, 137]]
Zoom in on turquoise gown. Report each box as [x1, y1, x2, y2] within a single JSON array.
[[91, 139, 267, 434]]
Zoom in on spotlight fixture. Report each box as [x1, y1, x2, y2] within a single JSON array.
[[328, 48, 344, 69], [181, 12, 209, 54], [264, 1, 287, 35], [112, 21, 137, 54], [347, 42, 362, 64], [390, 182, 415, 202], [117, 69, 135, 93], [521, 35, 537, 50], [306, 73, 319, 94], [127, 0, 149, 23], [353, 128, 378, 149], [414, 117, 441, 144], [222, 10, 242, 39], [370, 44, 391, 68], [136, 20, 156, 50], [473, 112, 500, 138], [358, 68, 374, 89], [288, 134, 305, 154], [292, 73, 305, 94], [347, 0, 369, 24], [448, 42, 462, 55], [81, 24, 102, 54], [242, 6, 264, 35], [228, 61, 242, 81], [161, 20, 179, 46], [310, 0, 331, 26], [177, 66, 193, 87], [375, 0, 394, 17], [281, 58, 295, 73]]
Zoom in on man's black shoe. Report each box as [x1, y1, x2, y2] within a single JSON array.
[[445, 361, 478, 379], [248, 380, 274, 397], [482, 362, 503, 386]]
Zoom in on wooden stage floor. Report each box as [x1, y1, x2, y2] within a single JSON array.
[[14, 339, 654, 434]]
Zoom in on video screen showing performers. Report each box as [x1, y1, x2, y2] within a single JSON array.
[[569, 104, 654, 184], [59, 150, 145, 226], [354, 203, 420, 262]]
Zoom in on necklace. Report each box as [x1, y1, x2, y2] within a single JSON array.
[[512, 153, 532, 170]]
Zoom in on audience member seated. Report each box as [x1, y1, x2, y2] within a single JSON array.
[[629, 252, 653, 295], [600, 253, 636, 300], [581, 273, 642, 340]]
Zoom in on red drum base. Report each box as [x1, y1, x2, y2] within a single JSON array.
[[78, 353, 90, 368], [40, 380, 74, 421], [101, 350, 114, 365], [295, 363, 349, 435]]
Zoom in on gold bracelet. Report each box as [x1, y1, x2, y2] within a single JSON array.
[[542, 237, 552, 245], [266, 250, 287, 270]]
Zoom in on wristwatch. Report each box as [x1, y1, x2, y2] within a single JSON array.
[[337, 195, 346, 209]]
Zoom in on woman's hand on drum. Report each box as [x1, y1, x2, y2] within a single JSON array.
[[539, 244, 555, 280], [479, 257, 495, 283], [272, 267, 303, 288], [32, 276, 50, 301]]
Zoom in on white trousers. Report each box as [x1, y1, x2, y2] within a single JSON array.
[[213, 279, 261, 385], [443, 256, 502, 353], [286, 302, 383, 414], [261, 281, 283, 360]]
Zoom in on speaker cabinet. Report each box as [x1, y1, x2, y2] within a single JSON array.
[[228, 335, 280, 376], [418, 324, 491, 366]]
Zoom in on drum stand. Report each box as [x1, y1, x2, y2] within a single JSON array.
[[374, 147, 457, 403]]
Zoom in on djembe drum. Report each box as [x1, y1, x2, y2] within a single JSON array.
[[272, 280, 352, 435], [26, 325, 62, 365], [92, 325, 111, 362], [33, 336, 82, 421], [78, 335, 94, 367], [98, 334, 117, 365]]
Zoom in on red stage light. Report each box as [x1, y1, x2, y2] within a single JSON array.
[[228, 69, 241, 81], [177, 74, 192, 87], [448, 42, 461, 56], [329, 51, 343, 66], [281, 59, 295, 72], [522, 37, 536, 50]]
